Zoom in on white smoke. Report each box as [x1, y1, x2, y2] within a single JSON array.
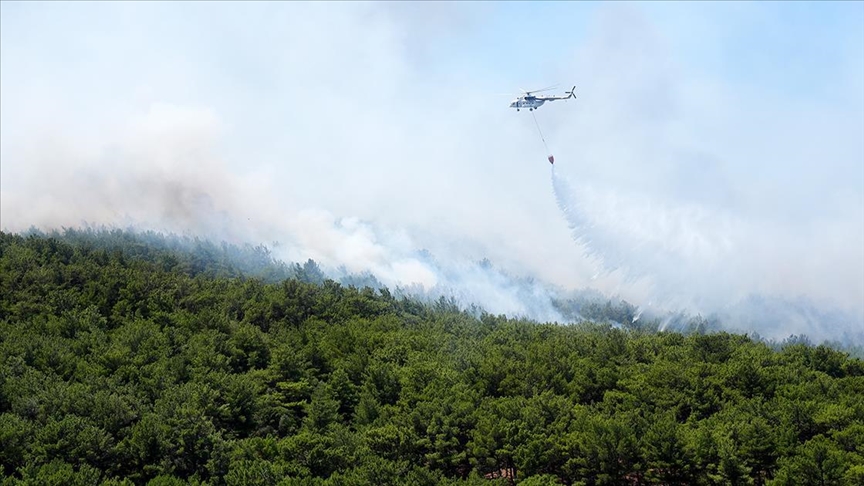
[[550, 164, 864, 343], [2, 2, 862, 344]]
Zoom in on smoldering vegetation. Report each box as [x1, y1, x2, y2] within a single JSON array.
[[13, 226, 863, 357]]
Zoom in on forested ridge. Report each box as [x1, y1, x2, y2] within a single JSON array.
[[1, 229, 862, 485]]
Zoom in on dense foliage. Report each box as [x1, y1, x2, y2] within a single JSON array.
[[1, 230, 862, 485]]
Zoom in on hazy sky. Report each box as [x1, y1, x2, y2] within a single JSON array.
[[2, 1, 863, 338]]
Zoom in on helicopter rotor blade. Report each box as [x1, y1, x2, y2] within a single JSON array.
[[521, 84, 560, 95]]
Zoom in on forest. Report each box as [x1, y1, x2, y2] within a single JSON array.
[[0, 228, 862, 485]]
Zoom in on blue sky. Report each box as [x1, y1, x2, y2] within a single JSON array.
[[2, 1, 863, 340], [2, 2, 859, 114], [644, 2, 863, 102]]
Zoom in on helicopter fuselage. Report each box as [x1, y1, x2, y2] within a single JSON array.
[[509, 97, 546, 111]]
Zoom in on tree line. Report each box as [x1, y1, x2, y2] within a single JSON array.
[[0, 229, 862, 485]]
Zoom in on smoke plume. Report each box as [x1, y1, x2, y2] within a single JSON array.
[[2, 2, 862, 345]]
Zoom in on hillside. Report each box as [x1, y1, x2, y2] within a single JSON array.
[[0, 229, 862, 485]]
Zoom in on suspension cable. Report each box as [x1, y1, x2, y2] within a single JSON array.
[[531, 110, 550, 155]]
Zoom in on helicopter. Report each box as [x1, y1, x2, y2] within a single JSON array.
[[509, 85, 576, 111]]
